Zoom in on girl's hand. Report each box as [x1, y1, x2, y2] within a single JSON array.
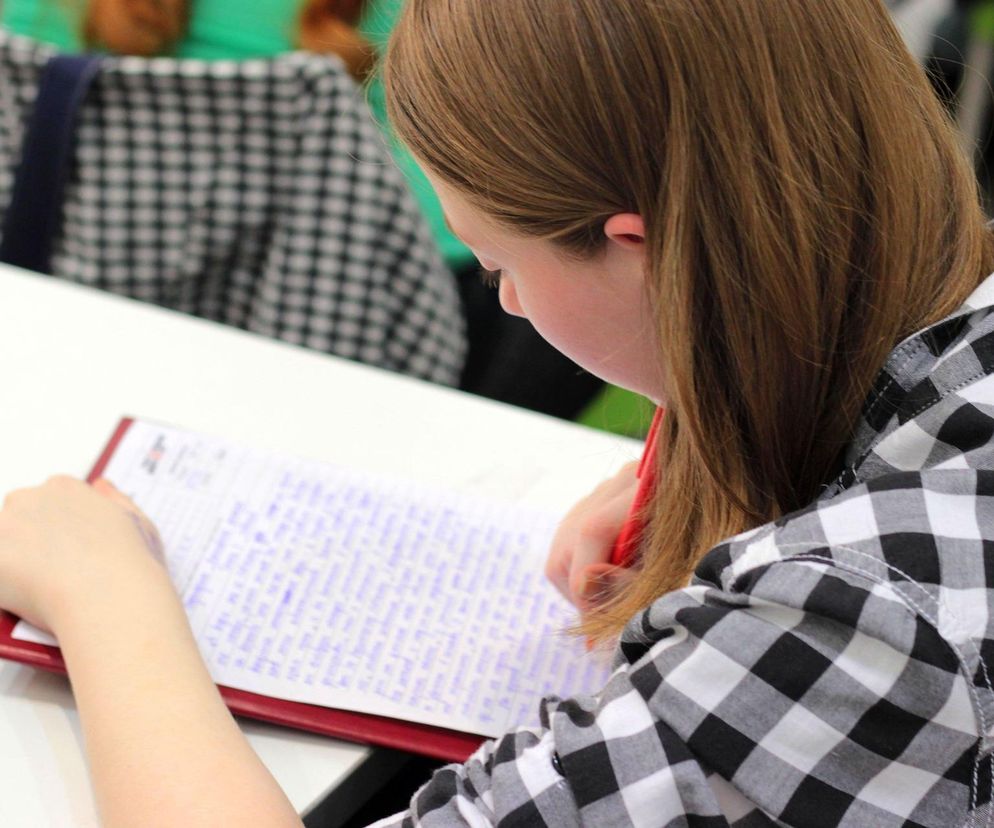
[[0, 476, 170, 636], [546, 461, 639, 612], [0, 480, 302, 826]]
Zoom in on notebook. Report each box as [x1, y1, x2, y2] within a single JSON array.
[[0, 417, 613, 762]]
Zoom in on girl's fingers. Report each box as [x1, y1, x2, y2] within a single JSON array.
[[576, 562, 637, 614], [547, 462, 642, 608], [92, 478, 166, 563], [566, 486, 636, 603], [92, 478, 142, 515]]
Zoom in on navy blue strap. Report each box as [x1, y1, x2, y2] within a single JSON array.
[[0, 55, 102, 274]]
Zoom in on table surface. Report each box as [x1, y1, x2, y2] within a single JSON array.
[[0, 264, 642, 825]]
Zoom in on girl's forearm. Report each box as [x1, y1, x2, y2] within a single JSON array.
[[53, 581, 304, 828]]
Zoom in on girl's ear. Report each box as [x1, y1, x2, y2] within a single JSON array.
[[604, 214, 646, 250]]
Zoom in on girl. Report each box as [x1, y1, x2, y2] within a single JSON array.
[[1, 0, 992, 825]]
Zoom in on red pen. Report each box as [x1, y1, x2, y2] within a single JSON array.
[[609, 406, 664, 567]]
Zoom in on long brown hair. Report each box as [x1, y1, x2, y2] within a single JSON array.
[[81, 0, 375, 80], [385, 0, 994, 640]]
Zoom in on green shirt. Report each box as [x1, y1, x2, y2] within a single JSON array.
[[0, 0, 473, 268]]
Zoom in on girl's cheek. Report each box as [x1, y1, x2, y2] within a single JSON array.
[[498, 278, 525, 317]]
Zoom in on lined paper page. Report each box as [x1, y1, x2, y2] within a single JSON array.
[[15, 420, 612, 737]]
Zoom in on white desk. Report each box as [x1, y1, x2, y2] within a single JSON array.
[[0, 264, 641, 825]]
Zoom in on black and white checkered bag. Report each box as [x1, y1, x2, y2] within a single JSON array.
[[0, 31, 466, 386]]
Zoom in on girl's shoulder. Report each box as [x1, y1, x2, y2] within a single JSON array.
[[605, 473, 992, 826], [670, 273, 994, 691]]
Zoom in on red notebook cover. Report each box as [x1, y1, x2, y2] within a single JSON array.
[[0, 418, 484, 763]]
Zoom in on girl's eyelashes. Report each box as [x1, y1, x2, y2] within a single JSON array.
[[479, 267, 503, 288]]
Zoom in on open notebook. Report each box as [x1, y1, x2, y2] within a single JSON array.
[[0, 418, 613, 761]]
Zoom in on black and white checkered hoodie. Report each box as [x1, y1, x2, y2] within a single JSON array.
[[374, 273, 994, 826], [0, 32, 466, 386]]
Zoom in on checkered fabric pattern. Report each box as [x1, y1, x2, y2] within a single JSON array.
[[0, 31, 466, 385], [371, 273, 994, 827]]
